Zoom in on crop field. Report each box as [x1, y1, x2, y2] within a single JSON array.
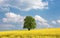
[[0, 28, 60, 38]]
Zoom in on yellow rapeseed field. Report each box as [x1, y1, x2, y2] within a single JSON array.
[[0, 28, 60, 38]]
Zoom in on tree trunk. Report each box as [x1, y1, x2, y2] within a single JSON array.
[[28, 28, 30, 31]]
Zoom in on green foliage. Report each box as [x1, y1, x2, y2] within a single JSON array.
[[23, 16, 36, 30]]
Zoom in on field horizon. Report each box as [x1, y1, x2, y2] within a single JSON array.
[[0, 28, 60, 38]]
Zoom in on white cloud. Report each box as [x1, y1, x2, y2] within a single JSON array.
[[0, 0, 3, 2], [0, 0, 4, 3], [52, 20, 56, 24], [57, 20, 60, 24], [34, 15, 51, 28], [2, 12, 24, 30], [3, 12, 24, 23], [0, 0, 48, 11], [51, 20, 60, 24], [52, 20, 60, 24], [35, 15, 47, 23]]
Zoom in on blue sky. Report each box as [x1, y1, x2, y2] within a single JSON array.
[[0, 0, 60, 30]]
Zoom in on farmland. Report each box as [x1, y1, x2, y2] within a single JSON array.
[[0, 28, 60, 38]]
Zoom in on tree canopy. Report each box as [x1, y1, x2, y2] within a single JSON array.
[[23, 16, 36, 30]]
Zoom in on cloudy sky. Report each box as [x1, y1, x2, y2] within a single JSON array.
[[0, 0, 60, 30]]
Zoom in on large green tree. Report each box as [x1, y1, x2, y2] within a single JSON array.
[[23, 16, 36, 30]]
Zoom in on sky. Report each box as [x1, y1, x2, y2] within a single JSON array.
[[0, 0, 60, 30]]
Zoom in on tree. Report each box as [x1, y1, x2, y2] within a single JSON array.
[[23, 16, 36, 30]]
